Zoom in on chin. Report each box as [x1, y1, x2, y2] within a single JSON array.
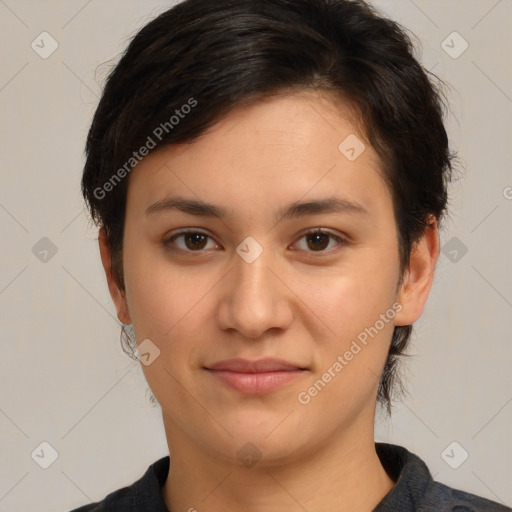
[[209, 422, 312, 467]]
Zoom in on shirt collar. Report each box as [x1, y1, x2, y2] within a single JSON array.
[[374, 442, 432, 511]]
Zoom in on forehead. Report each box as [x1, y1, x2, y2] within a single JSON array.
[[125, 91, 390, 221]]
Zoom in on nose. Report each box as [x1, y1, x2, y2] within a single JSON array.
[[216, 241, 294, 339]]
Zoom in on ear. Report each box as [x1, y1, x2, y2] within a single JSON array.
[[98, 227, 132, 324], [394, 216, 440, 326]]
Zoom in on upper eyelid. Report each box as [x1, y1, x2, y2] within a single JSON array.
[[164, 228, 216, 243]]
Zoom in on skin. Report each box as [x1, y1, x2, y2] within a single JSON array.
[[100, 90, 440, 511]]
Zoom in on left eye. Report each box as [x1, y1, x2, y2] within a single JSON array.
[[163, 229, 345, 254], [293, 229, 345, 252]]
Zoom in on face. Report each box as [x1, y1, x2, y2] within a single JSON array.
[[101, 90, 438, 467]]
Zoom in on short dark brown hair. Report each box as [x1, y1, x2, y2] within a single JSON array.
[[82, 0, 456, 415]]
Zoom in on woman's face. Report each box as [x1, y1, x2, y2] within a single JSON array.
[[103, 91, 433, 466]]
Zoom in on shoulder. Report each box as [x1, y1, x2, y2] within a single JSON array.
[[69, 504, 102, 512], [421, 480, 511, 512], [66, 483, 135, 512], [67, 456, 170, 512], [374, 443, 510, 512]]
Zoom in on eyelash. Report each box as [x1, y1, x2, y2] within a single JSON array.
[[162, 228, 347, 256]]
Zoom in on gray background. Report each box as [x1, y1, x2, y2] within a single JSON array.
[[0, 0, 511, 510]]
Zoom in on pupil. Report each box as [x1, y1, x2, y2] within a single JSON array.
[[308, 233, 328, 251], [186, 233, 207, 250]]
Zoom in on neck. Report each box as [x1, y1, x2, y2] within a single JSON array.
[[161, 416, 395, 512]]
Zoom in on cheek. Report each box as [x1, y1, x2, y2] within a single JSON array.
[[123, 253, 210, 393], [123, 241, 205, 333], [299, 275, 398, 416], [304, 249, 399, 330], [300, 247, 400, 394]]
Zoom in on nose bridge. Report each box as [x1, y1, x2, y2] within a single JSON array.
[[217, 237, 292, 338], [235, 244, 273, 301]]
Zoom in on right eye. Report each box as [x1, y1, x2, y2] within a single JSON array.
[[163, 229, 221, 253]]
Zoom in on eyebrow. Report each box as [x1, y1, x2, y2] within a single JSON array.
[[145, 195, 369, 220]]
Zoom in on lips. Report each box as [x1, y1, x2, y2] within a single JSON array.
[[204, 358, 308, 394], [206, 358, 307, 373]]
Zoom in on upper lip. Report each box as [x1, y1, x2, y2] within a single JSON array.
[[205, 358, 307, 373]]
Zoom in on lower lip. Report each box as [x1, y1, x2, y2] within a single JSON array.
[[206, 369, 305, 394]]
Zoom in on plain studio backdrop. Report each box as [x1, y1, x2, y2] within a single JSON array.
[[0, 1, 511, 510]]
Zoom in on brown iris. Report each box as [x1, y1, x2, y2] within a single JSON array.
[[306, 232, 330, 251], [184, 232, 208, 250]]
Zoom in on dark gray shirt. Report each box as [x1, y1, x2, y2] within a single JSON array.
[[70, 443, 511, 511]]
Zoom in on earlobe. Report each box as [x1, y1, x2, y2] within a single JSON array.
[[98, 227, 132, 325], [394, 217, 440, 327]]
